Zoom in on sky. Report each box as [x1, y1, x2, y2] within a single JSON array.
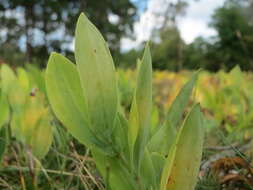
[[121, 0, 226, 51]]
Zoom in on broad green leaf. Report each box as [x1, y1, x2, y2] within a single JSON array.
[[17, 68, 30, 93], [0, 95, 9, 129], [10, 92, 46, 145], [135, 45, 152, 132], [30, 116, 52, 159], [11, 91, 52, 159], [26, 64, 46, 93], [8, 83, 27, 112], [148, 72, 198, 155], [75, 13, 118, 141], [46, 53, 114, 155], [160, 104, 204, 190], [20, 94, 47, 144], [1, 64, 16, 95], [128, 44, 152, 170], [2, 66, 27, 113], [166, 71, 199, 128], [148, 121, 176, 156], [159, 140, 177, 190], [11, 113, 23, 142]]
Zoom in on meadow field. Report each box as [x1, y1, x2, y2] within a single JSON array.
[[0, 62, 252, 189]]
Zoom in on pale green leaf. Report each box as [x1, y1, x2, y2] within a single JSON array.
[[161, 104, 204, 190], [8, 83, 27, 112], [148, 121, 176, 156], [30, 116, 53, 159], [140, 149, 157, 189], [17, 68, 30, 93], [1, 64, 16, 95], [46, 53, 114, 155], [11, 113, 23, 142], [166, 72, 199, 128], [148, 72, 198, 155], [128, 96, 139, 164], [0, 95, 9, 129], [128, 44, 152, 170], [75, 13, 118, 141], [26, 64, 46, 93], [159, 140, 177, 190]]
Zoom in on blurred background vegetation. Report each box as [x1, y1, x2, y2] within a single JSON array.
[[0, 0, 137, 67], [1, 1, 253, 189], [0, 0, 253, 71]]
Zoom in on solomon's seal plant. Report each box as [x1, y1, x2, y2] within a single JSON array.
[[46, 13, 205, 190], [0, 64, 52, 159]]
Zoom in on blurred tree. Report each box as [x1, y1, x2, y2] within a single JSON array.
[[209, 0, 253, 70], [152, 27, 184, 71], [150, 0, 188, 39], [150, 0, 189, 71], [182, 37, 207, 70], [117, 49, 142, 68], [0, 0, 137, 66]]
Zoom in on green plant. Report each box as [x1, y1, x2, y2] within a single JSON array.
[[0, 64, 53, 159], [46, 13, 205, 190], [196, 66, 253, 140]]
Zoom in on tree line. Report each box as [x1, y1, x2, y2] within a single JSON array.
[[1, 0, 253, 71], [0, 0, 137, 67], [120, 0, 253, 71]]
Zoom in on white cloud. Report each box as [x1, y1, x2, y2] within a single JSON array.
[[121, 0, 226, 51], [121, 1, 159, 50], [178, 18, 217, 43], [178, 0, 226, 43], [121, 0, 166, 51]]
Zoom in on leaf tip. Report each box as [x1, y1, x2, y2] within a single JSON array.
[[77, 12, 89, 27], [47, 52, 58, 67]]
